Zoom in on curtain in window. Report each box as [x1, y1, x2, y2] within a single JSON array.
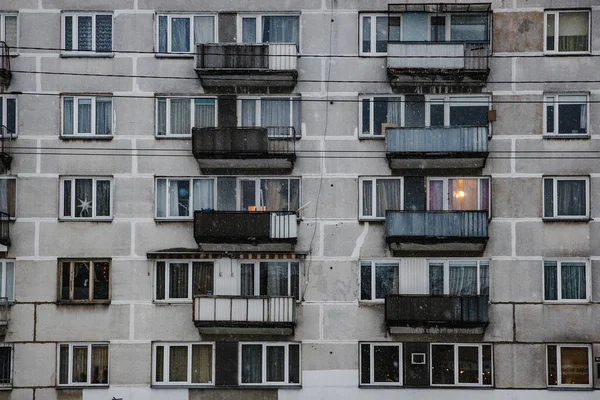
[[580, 103, 587, 131], [544, 261, 558, 300], [169, 346, 188, 382], [429, 180, 444, 210], [171, 18, 190, 52], [59, 345, 69, 384], [560, 347, 590, 385], [429, 263, 444, 295], [4, 16, 18, 48], [5, 262, 13, 302], [75, 179, 93, 218], [95, 15, 112, 52], [194, 16, 214, 44], [77, 16, 93, 50], [386, 97, 401, 127], [557, 180, 586, 216], [191, 344, 212, 383], [376, 179, 402, 218], [93, 261, 110, 300], [362, 181, 373, 216], [449, 179, 479, 210], [241, 100, 257, 127], [480, 179, 489, 211], [375, 263, 398, 299], [96, 180, 111, 217], [158, 16, 168, 53], [558, 12, 589, 52], [169, 263, 188, 298], [78, 98, 92, 134], [91, 345, 108, 384], [449, 262, 478, 295], [169, 180, 190, 217], [193, 179, 214, 211], [261, 179, 289, 211], [156, 179, 166, 218], [561, 262, 586, 300], [262, 16, 299, 45], [155, 261, 166, 300], [289, 179, 300, 212], [242, 18, 257, 43], [480, 263, 489, 296], [72, 346, 88, 383], [241, 264, 255, 296], [157, 98, 167, 135], [241, 345, 262, 383], [266, 346, 285, 382], [260, 262, 288, 296], [194, 99, 216, 128], [95, 98, 112, 135], [192, 262, 213, 296], [262, 99, 290, 137], [170, 99, 191, 136]]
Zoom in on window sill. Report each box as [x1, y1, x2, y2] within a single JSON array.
[[57, 385, 109, 389], [543, 300, 591, 305], [155, 135, 192, 140], [543, 52, 591, 57], [546, 386, 593, 391], [153, 300, 193, 305], [154, 53, 194, 59], [359, 300, 385, 305], [359, 218, 384, 223], [542, 218, 592, 223], [358, 135, 385, 140], [60, 135, 114, 141], [152, 384, 214, 388], [155, 218, 193, 222], [58, 218, 114, 222], [60, 52, 115, 59], [543, 134, 589, 140], [57, 301, 111, 306]]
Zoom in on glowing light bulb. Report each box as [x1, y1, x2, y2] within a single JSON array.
[[455, 190, 465, 198]]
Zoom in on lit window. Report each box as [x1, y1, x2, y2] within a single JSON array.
[[62, 13, 112, 53], [157, 15, 215, 54], [427, 177, 490, 211], [60, 177, 113, 220], [58, 343, 109, 386], [547, 344, 592, 387], [543, 177, 589, 219], [153, 342, 214, 385], [545, 11, 589, 53]]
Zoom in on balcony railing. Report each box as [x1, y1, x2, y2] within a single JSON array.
[[193, 295, 296, 334], [385, 210, 488, 254], [0, 126, 13, 172], [386, 126, 488, 170], [0, 297, 9, 336], [0, 213, 9, 248], [193, 127, 296, 159], [385, 294, 489, 329], [0, 42, 10, 88], [194, 211, 297, 244], [387, 42, 490, 71]]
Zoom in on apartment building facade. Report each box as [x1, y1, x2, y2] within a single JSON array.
[[0, 0, 598, 399]]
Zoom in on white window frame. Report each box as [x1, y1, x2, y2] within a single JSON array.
[[426, 177, 490, 211], [543, 93, 589, 137], [427, 259, 490, 295], [0, 13, 18, 51], [236, 14, 301, 46], [236, 177, 299, 212], [359, 260, 400, 302], [543, 259, 591, 303], [155, 96, 217, 137], [61, 95, 113, 137], [58, 259, 111, 303], [359, 342, 403, 386], [57, 343, 109, 387], [156, 14, 217, 54], [0, 260, 14, 304], [430, 343, 493, 387], [238, 342, 301, 386], [427, 14, 451, 42], [237, 96, 300, 138], [544, 10, 590, 55], [0, 96, 17, 137], [359, 14, 401, 56], [61, 13, 113, 54], [240, 261, 299, 298], [546, 344, 592, 388], [543, 176, 590, 220], [59, 176, 114, 220], [358, 95, 404, 138], [154, 260, 215, 302], [152, 342, 215, 386], [359, 177, 404, 221], [155, 177, 217, 220], [425, 95, 491, 127]]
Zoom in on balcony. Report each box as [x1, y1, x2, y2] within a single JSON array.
[[386, 126, 488, 171], [385, 294, 488, 334], [0, 42, 10, 89], [195, 43, 298, 92], [194, 211, 297, 246], [192, 127, 296, 172], [0, 298, 8, 337], [385, 210, 488, 255], [0, 127, 12, 173], [0, 213, 9, 249], [193, 295, 296, 335]]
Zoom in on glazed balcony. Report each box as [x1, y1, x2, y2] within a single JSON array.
[[0, 43, 10, 89], [385, 210, 488, 255], [0, 126, 13, 173], [195, 43, 298, 92], [386, 126, 488, 171], [193, 295, 296, 335]]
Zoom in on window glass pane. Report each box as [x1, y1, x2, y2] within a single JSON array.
[[155, 346, 164, 382], [480, 262, 489, 296], [59, 345, 70, 384], [262, 16, 299, 45], [96, 180, 111, 217], [241, 179, 256, 211], [4, 16, 17, 48], [77, 98, 92, 134], [361, 99, 371, 135], [5, 99, 15, 135], [192, 262, 213, 296], [374, 98, 401, 135], [361, 262, 372, 300], [242, 17, 257, 43], [260, 262, 289, 296], [560, 347, 589, 385], [156, 179, 166, 218], [543, 178, 554, 218], [170, 99, 191, 136], [169, 263, 189, 299], [63, 180, 72, 217], [449, 179, 479, 211], [240, 263, 255, 296], [155, 261, 165, 300], [458, 346, 479, 384], [405, 95, 425, 128], [261, 179, 289, 211], [77, 16, 93, 51], [558, 95, 587, 134], [290, 179, 300, 212], [169, 180, 190, 217], [290, 262, 299, 300], [431, 345, 454, 384], [169, 346, 188, 382], [93, 261, 110, 300], [449, 99, 488, 126], [63, 97, 74, 135], [261, 99, 291, 137], [72, 346, 88, 383], [95, 98, 112, 135], [241, 99, 256, 127], [362, 16, 371, 53], [482, 345, 492, 385], [375, 17, 388, 53], [91, 345, 108, 384], [266, 346, 285, 382], [158, 16, 168, 53], [157, 98, 167, 136], [194, 99, 216, 128], [556, 180, 586, 216], [193, 179, 214, 211], [73, 262, 90, 300], [5, 262, 13, 302], [375, 263, 398, 300], [546, 100, 555, 133], [561, 262, 586, 300], [191, 344, 212, 383], [194, 16, 214, 44], [544, 261, 558, 301], [480, 179, 489, 211], [362, 180, 372, 217], [449, 262, 478, 295], [431, 16, 446, 41], [373, 345, 399, 383], [547, 345, 558, 385], [376, 179, 402, 218], [558, 12, 588, 52], [171, 18, 191, 52], [60, 262, 71, 301], [0, 347, 10, 384], [95, 15, 112, 52], [389, 17, 401, 42], [450, 14, 488, 41], [289, 344, 300, 384], [64, 16, 73, 51], [241, 344, 262, 383], [428, 180, 444, 210], [430, 102, 444, 127], [360, 344, 371, 384], [546, 13, 555, 51], [429, 263, 444, 295]]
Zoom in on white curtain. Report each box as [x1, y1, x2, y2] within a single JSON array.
[[77, 16, 93, 50], [171, 18, 190, 52], [63, 98, 74, 135], [449, 262, 478, 295], [241, 100, 257, 127], [376, 179, 402, 218], [386, 97, 401, 126], [78, 98, 92, 134], [262, 16, 299, 45], [261, 99, 290, 137], [193, 179, 214, 211], [95, 98, 112, 135], [194, 16, 214, 44], [170, 99, 191, 136], [156, 98, 167, 136], [4, 16, 17, 48], [194, 99, 216, 128]]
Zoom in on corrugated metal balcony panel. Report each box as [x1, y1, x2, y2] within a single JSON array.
[[0, 42, 10, 89], [385, 294, 489, 328]]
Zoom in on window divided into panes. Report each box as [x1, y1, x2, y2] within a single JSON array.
[[544, 94, 588, 136], [156, 97, 216, 137], [240, 15, 300, 45], [547, 344, 592, 387], [545, 11, 589, 53], [59, 260, 110, 303], [153, 343, 214, 385], [238, 97, 301, 138], [0, 96, 17, 137], [155, 261, 214, 301], [58, 343, 109, 386], [157, 15, 216, 53], [543, 177, 589, 219], [0, 14, 18, 49], [428, 260, 489, 296], [544, 260, 588, 302], [428, 177, 489, 212], [240, 343, 300, 385], [62, 96, 112, 137], [62, 14, 112, 53], [431, 344, 492, 386], [360, 343, 402, 385], [360, 261, 399, 301], [60, 177, 112, 220]]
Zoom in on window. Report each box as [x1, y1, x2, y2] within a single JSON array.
[[60, 177, 113, 220], [240, 343, 300, 385], [157, 14, 215, 54], [58, 343, 109, 386], [0, 96, 17, 137], [153, 342, 214, 385], [544, 260, 589, 302], [0, 178, 15, 219], [429, 96, 490, 127], [545, 11, 589, 53], [547, 344, 592, 387], [156, 97, 216, 137], [238, 97, 301, 137], [155, 261, 214, 302], [429, 260, 489, 296], [544, 94, 588, 136], [240, 261, 300, 299], [62, 96, 112, 137], [0, 14, 18, 49], [360, 261, 399, 301], [240, 15, 299, 45], [428, 177, 490, 211], [360, 96, 402, 137], [0, 345, 11, 386], [428, 13, 490, 42], [431, 344, 492, 386], [155, 177, 301, 219], [58, 260, 110, 303], [543, 177, 589, 219], [0, 261, 13, 303], [359, 14, 401, 56], [62, 13, 112, 54], [360, 343, 402, 385], [360, 177, 403, 220]]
